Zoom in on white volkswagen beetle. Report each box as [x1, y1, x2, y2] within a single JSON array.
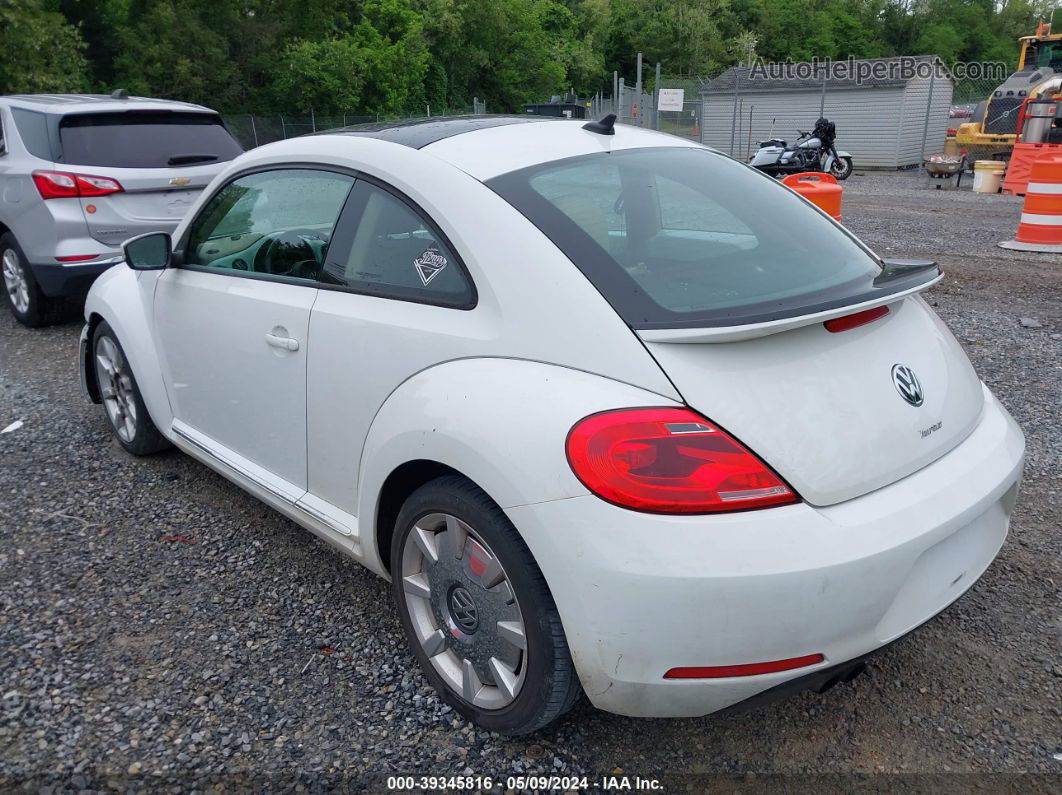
[[80, 115, 1024, 735]]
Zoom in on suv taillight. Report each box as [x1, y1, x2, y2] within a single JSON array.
[[32, 170, 123, 200], [566, 407, 798, 514]]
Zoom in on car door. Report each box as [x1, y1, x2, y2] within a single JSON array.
[[154, 167, 356, 498], [300, 178, 478, 531]]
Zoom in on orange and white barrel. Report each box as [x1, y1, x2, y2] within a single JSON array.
[[999, 154, 1062, 253]]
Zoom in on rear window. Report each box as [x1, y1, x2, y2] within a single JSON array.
[[488, 147, 885, 329], [59, 112, 242, 169]]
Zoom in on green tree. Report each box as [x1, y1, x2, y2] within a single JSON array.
[[0, 0, 89, 93], [110, 0, 242, 107], [25, 0, 1058, 116], [273, 0, 429, 115], [416, 0, 574, 110]]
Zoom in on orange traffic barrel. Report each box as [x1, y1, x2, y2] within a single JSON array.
[[781, 172, 843, 220], [1001, 142, 1061, 196], [999, 154, 1062, 253]]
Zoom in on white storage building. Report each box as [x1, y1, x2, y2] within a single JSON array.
[[700, 56, 954, 168]]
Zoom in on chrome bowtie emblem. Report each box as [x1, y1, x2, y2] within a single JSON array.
[[891, 364, 924, 407]]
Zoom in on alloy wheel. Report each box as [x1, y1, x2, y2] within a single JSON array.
[[830, 159, 852, 180], [94, 335, 138, 443], [400, 512, 527, 709], [2, 249, 29, 315]]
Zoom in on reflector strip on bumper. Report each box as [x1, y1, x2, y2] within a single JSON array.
[[664, 653, 825, 679]]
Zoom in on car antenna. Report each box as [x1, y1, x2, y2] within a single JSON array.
[[111, 88, 129, 99], [582, 113, 616, 136]]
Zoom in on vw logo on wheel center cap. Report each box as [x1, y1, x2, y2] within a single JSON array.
[[891, 363, 924, 407], [447, 585, 480, 634]]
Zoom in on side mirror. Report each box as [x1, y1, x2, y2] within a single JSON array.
[[123, 232, 171, 271]]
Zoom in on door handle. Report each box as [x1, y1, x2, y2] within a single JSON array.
[[265, 332, 299, 352]]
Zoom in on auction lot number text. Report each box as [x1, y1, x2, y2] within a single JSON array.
[[387, 774, 662, 790]]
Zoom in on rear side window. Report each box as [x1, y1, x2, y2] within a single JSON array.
[[10, 108, 54, 160], [489, 147, 883, 329], [321, 181, 475, 308], [59, 112, 242, 168]]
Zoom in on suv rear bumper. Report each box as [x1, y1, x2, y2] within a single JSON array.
[[30, 257, 123, 297]]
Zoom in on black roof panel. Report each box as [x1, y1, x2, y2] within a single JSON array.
[[317, 114, 560, 149]]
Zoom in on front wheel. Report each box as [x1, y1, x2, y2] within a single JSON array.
[[829, 156, 853, 180], [392, 475, 581, 735], [92, 321, 170, 455]]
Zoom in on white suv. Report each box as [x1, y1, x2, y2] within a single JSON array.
[[0, 91, 242, 326]]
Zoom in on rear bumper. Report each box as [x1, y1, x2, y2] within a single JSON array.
[[506, 386, 1024, 718], [30, 257, 122, 297]]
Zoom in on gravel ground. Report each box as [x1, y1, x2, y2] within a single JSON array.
[[1, 171, 1059, 792]]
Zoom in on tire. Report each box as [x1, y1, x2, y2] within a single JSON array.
[[830, 156, 853, 181], [92, 320, 170, 455], [1, 233, 63, 328], [391, 475, 581, 735]]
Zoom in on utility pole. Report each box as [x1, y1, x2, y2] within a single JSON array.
[[919, 61, 938, 161], [654, 61, 662, 130], [730, 70, 740, 156], [635, 52, 643, 125]]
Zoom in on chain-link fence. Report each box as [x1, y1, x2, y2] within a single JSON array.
[[586, 62, 1010, 170], [224, 100, 488, 149], [949, 76, 1018, 164], [231, 64, 1015, 170], [653, 76, 708, 141], [586, 74, 705, 140]]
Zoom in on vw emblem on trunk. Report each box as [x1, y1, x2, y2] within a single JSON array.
[[891, 364, 924, 407], [448, 586, 479, 634]]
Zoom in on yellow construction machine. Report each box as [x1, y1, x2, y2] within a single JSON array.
[[955, 17, 1062, 150]]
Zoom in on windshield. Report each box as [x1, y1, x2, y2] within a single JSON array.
[[1029, 41, 1062, 71], [488, 147, 883, 329], [59, 112, 243, 168]]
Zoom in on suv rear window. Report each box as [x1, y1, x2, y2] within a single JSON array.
[[59, 112, 242, 168], [488, 147, 886, 329]]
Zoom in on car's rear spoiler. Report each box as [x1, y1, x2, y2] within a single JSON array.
[[638, 260, 942, 344]]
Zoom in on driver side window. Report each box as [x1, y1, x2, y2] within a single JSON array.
[[185, 169, 354, 283]]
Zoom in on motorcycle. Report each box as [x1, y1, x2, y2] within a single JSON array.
[[749, 117, 853, 180]]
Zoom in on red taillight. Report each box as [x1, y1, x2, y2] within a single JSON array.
[[32, 170, 123, 200], [565, 407, 798, 514], [664, 653, 825, 679], [55, 254, 98, 262], [823, 304, 889, 333], [75, 174, 123, 197], [32, 171, 78, 199]]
